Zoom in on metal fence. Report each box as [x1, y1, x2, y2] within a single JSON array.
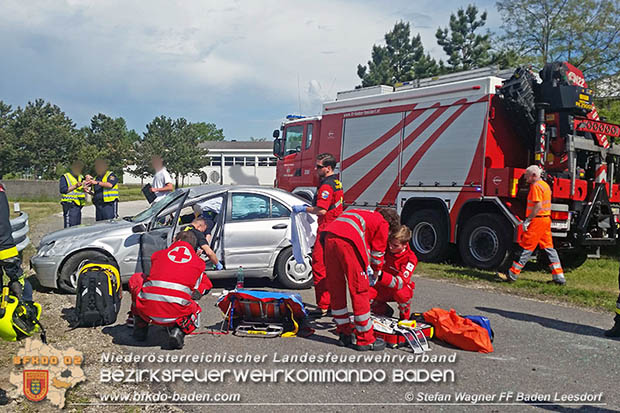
[[10, 212, 30, 252]]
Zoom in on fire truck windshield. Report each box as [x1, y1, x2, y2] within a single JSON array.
[[284, 125, 304, 155]]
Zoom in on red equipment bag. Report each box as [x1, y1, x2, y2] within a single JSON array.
[[423, 308, 493, 353]]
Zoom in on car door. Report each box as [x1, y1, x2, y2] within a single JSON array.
[[138, 192, 188, 274], [223, 191, 290, 270]]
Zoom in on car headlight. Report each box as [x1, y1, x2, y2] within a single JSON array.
[[37, 241, 56, 257]]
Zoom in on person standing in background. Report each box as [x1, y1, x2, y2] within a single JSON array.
[[59, 160, 86, 228], [86, 159, 119, 221], [151, 155, 174, 202]]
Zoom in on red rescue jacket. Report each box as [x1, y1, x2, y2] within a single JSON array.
[[323, 209, 389, 272], [134, 241, 210, 325], [313, 174, 343, 230], [378, 244, 417, 291]]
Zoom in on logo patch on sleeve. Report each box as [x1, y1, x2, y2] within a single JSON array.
[[321, 190, 330, 199], [406, 262, 415, 271]]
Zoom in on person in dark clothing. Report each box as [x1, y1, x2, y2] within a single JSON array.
[[86, 159, 119, 221], [59, 160, 86, 228], [183, 218, 223, 270], [0, 183, 32, 302]]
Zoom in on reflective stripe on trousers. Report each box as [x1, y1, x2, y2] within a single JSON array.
[[354, 311, 372, 332]]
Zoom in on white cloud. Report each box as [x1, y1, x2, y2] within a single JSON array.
[[0, 0, 500, 136]]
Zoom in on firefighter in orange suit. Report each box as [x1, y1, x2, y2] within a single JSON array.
[[292, 153, 343, 318], [129, 231, 212, 349], [369, 225, 418, 320], [498, 165, 566, 284], [322, 208, 400, 351]]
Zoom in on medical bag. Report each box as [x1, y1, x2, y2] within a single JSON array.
[[372, 315, 433, 353], [75, 263, 122, 327]]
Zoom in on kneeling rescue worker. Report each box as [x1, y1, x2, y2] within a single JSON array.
[[129, 231, 213, 349], [498, 165, 566, 284], [369, 225, 417, 320], [323, 208, 400, 351]]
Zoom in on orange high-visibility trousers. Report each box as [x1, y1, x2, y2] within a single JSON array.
[[508, 217, 565, 283]]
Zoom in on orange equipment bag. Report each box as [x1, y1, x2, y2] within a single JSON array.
[[423, 308, 493, 353]]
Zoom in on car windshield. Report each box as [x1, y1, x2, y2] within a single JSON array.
[[130, 191, 184, 223]]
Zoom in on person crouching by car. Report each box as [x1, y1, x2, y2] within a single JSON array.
[[369, 225, 417, 320], [184, 218, 223, 270], [129, 231, 213, 349]]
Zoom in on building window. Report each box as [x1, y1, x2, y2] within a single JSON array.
[[224, 157, 234, 166], [246, 157, 256, 166], [234, 157, 245, 166], [211, 157, 222, 166], [258, 157, 269, 166]]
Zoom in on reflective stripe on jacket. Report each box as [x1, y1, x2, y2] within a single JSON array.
[[102, 171, 119, 202], [323, 209, 389, 271], [61, 173, 85, 206]]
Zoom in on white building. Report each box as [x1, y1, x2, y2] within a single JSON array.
[[123, 141, 278, 186]]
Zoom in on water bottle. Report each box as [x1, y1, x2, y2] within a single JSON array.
[[236, 266, 245, 289]]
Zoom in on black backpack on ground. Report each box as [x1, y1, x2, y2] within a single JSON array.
[[74, 263, 122, 327]]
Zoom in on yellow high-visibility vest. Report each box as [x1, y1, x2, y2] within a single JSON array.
[[61, 173, 85, 206], [101, 171, 119, 203]]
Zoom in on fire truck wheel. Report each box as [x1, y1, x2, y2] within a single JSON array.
[[406, 209, 449, 262], [458, 213, 511, 270]]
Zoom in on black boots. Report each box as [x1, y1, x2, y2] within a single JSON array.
[[168, 326, 185, 349], [604, 315, 620, 338]]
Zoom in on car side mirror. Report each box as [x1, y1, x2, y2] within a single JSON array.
[[273, 138, 283, 158], [132, 223, 147, 233], [273, 129, 280, 138]]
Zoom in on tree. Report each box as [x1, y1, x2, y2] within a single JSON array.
[[0, 102, 16, 179], [249, 137, 267, 142], [134, 116, 219, 187], [357, 21, 440, 87], [78, 113, 139, 181], [435, 5, 492, 72], [10, 99, 81, 179], [496, 0, 620, 79]]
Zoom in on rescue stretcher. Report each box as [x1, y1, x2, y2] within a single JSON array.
[[216, 290, 309, 338]]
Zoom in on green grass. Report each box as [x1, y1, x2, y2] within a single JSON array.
[[418, 255, 619, 311], [9, 201, 62, 269], [117, 184, 147, 201]]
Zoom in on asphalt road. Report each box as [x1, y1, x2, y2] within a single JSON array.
[[33, 201, 620, 412], [99, 276, 620, 412]]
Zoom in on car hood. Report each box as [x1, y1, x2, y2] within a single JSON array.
[[39, 219, 135, 247]]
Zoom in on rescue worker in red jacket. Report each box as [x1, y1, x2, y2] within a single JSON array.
[[129, 231, 213, 349], [369, 225, 417, 320], [498, 165, 566, 284], [323, 208, 400, 351], [292, 153, 343, 318]]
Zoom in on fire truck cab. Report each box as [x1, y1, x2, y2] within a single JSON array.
[[273, 64, 620, 270]]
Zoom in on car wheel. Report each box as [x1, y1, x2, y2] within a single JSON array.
[[458, 213, 511, 270], [406, 209, 449, 262], [275, 247, 313, 289], [58, 250, 116, 294]]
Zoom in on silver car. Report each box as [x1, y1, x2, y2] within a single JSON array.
[[31, 185, 313, 293]]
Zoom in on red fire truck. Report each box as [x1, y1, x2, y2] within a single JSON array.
[[272, 62, 620, 269]]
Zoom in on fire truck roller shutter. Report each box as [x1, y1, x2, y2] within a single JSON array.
[[457, 208, 513, 270], [402, 199, 450, 262]]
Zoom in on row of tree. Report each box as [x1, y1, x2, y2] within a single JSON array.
[[0, 99, 224, 185], [357, 1, 620, 90]]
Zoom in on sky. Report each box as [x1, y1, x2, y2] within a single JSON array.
[[0, 0, 502, 140]]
